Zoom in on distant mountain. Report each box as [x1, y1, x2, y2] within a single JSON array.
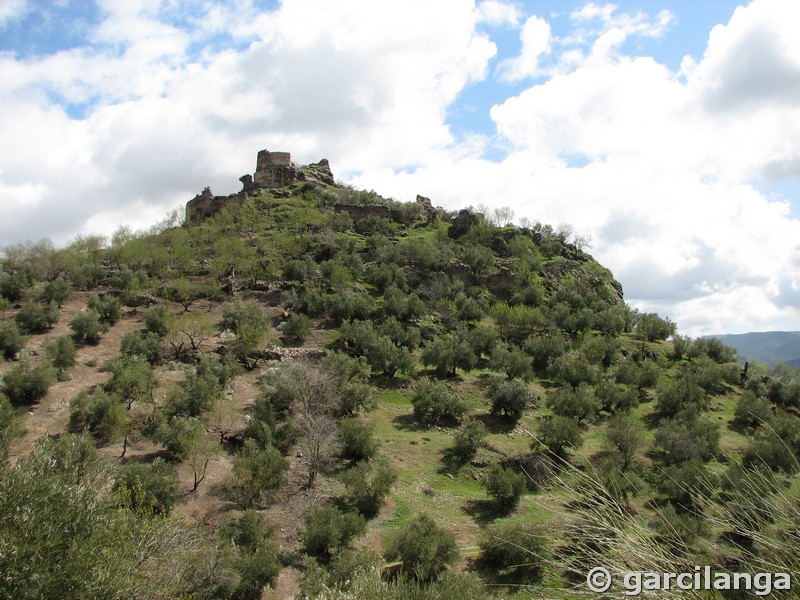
[[706, 331, 800, 366]]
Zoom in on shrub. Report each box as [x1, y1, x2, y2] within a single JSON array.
[[340, 418, 378, 462], [488, 377, 531, 422], [227, 439, 289, 508], [340, 457, 397, 518], [70, 310, 107, 344], [45, 335, 77, 375], [281, 313, 312, 341], [536, 415, 582, 457], [119, 330, 163, 365], [489, 342, 533, 381], [87, 293, 122, 325], [655, 373, 708, 418], [653, 416, 720, 464], [451, 420, 488, 462], [2, 359, 56, 405], [302, 505, 366, 562], [15, 301, 59, 334], [733, 391, 773, 428], [0, 320, 25, 359], [604, 412, 645, 471], [384, 513, 458, 582], [411, 379, 467, 425], [42, 278, 72, 307], [115, 458, 180, 515], [218, 511, 282, 599], [483, 463, 527, 510], [478, 524, 548, 582], [547, 382, 600, 424], [68, 391, 128, 446], [421, 334, 476, 378], [143, 304, 172, 337], [106, 355, 155, 410]]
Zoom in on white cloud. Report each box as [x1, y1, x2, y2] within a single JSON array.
[[499, 15, 551, 81], [0, 0, 29, 28], [475, 0, 521, 27], [1, 0, 799, 336]]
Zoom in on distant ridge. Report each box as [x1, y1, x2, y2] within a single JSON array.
[[706, 331, 800, 367]]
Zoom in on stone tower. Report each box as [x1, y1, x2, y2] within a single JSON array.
[[254, 150, 296, 188]]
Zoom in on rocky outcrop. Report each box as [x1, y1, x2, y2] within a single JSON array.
[[186, 187, 245, 225], [416, 195, 439, 222], [448, 209, 479, 239], [298, 159, 335, 186]]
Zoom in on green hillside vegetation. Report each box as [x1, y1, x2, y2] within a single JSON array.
[[2, 176, 799, 599]]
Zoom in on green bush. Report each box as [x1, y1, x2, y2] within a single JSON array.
[[15, 301, 59, 333], [547, 382, 599, 424], [451, 420, 488, 462], [478, 523, 548, 582], [143, 304, 172, 337], [87, 293, 122, 325], [42, 278, 72, 307], [340, 457, 397, 518], [0, 319, 25, 359], [302, 504, 366, 562], [488, 377, 530, 422], [120, 330, 163, 365], [411, 379, 467, 425], [483, 463, 527, 510], [45, 335, 77, 375], [226, 439, 289, 508], [653, 415, 720, 464], [733, 391, 773, 428], [384, 513, 458, 582], [115, 457, 180, 515], [340, 418, 378, 461], [536, 415, 582, 457], [2, 359, 56, 405], [69, 391, 128, 446], [70, 309, 107, 344], [281, 313, 312, 341]]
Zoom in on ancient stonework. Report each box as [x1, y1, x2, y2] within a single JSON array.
[[254, 150, 297, 188], [185, 148, 335, 224]]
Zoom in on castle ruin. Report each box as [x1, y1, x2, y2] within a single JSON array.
[[185, 149, 334, 224]]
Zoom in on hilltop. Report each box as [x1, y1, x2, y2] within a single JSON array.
[[1, 149, 799, 599]]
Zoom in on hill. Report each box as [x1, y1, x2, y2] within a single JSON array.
[[707, 331, 800, 367], [1, 149, 799, 599]]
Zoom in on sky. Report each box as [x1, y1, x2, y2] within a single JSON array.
[[1, 0, 799, 337]]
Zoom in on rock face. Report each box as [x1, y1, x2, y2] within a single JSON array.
[[448, 209, 479, 239], [416, 195, 439, 222], [185, 187, 240, 225], [298, 159, 335, 186]]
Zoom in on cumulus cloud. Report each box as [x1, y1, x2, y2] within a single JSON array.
[[498, 15, 551, 81], [0, 0, 798, 336]]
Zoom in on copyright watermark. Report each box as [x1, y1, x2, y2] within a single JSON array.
[[586, 566, 791, 596]]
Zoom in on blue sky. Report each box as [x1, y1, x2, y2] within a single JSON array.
[[1, 0, 799, 336]]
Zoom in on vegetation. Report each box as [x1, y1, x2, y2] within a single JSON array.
[[0, 171, 796, 598]]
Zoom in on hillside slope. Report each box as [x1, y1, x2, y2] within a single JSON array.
[[2, 152, 799, 599]]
